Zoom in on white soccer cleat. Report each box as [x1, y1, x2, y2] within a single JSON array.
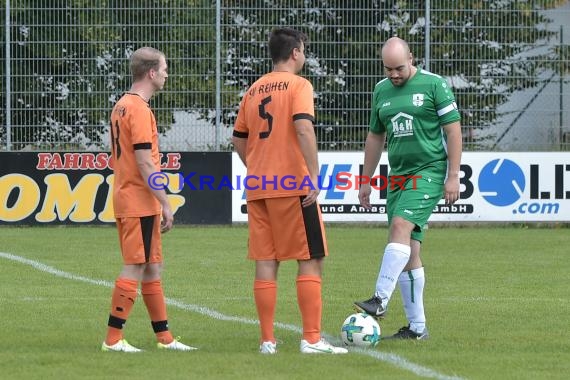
[[259, 341, 277, 354], [300, 338, 348, 354], [157, 337, 197, 351], [101, 339, 142, 353]]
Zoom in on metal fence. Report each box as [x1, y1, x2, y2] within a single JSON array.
[[2, 0, 570, 152]]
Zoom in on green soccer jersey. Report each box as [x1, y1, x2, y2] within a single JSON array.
[[369, 69, 461, 180]]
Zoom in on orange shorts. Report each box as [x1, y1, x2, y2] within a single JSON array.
[[116, 214, 162, 264], [247, 196, 328, 261]]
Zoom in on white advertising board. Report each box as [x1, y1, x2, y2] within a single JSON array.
[[232, 152, 570, 222]]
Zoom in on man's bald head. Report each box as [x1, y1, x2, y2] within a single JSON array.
[[381, 37, 415, 87], [381, 37, 411, 60]]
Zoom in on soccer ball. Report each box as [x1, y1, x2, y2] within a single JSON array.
[[340, 313, 381, 347]]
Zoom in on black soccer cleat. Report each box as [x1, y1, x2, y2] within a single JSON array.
[[354, 296, 387, 319], [386, 325, 429, 340]]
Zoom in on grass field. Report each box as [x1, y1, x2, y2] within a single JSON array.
[[0, 224, 568, 380]]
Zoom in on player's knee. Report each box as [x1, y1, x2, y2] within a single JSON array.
[[391, 217, 415, 235]]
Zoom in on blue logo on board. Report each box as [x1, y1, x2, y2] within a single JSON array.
[[478, 159, 525, 206]]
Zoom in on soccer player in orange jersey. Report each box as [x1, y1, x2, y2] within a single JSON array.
[[101, 47, 195, 352], [232, 28, 347, 355]]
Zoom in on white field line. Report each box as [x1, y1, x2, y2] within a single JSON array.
[[1, 251, 465, 380]]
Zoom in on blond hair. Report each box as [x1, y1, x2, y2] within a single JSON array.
[[130, 47, 165, 81]]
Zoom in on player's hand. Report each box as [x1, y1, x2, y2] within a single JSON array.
[[358, 183, 372, 209], [161, 203, 174, 233], [444, 175, 460, 205], [301, 177, 320, 207]]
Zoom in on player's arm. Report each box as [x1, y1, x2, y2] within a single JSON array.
[[359, 131, 386, 209], [295, 118, 319, 207], [442, 121, 462, 204], [362, 131, 385, 177], [360, 84, 385, 209], [134, 149, 173, 232], [232, 95, 249, 166], [232, 134, 248, 167]]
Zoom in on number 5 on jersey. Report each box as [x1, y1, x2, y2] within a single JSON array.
[[258, 96, 273, 139]]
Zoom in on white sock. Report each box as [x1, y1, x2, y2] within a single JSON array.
[[399, 267, 426, 333], [374, 243, 411, 307]]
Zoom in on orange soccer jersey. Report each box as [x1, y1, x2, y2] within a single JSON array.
[[110, 93, 161, 217], [233, 71, 315, 200]]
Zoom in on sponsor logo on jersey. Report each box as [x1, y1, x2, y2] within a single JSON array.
[[391, 112, 414, 137]]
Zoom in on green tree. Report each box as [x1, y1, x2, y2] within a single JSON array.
[[2, 1, 568, 151], [221, 0, 382, 150], [221, 0, 569, 150], [1, 0, 214, 150]]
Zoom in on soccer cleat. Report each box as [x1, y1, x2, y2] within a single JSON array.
[[157, 337, 198, 351], [101, 339, 142, 353], [259, 341, 277, 354], [354, 296, 387, 319], [386, 325, 429, 340], [300, 338, 348, 354]]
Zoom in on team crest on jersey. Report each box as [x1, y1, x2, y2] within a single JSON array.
[[115, 106, 126, 117], [412, 94, 424, 107]]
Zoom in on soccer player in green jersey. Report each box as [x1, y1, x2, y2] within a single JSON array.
[[354, 37, 462, 340]]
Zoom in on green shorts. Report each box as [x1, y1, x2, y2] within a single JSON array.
[[386, 170, 444, 242]]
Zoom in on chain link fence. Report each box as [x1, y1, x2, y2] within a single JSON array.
[[2, 0, 569, 152]]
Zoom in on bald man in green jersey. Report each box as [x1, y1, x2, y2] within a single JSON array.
[[354, 37, 462, 340]]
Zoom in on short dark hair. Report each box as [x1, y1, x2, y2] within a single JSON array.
[[268, 28, 308, 64]]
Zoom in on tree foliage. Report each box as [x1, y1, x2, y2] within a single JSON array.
[[222, 0, 568, 150], [1, 0, 568, 150], [1, 0, 214, 150]]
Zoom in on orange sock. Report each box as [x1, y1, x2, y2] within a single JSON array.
[[296, 275, 322, 344], [142, 280, 173, 344], [254, 280, 277, 343], [105, 278, 138, 345]]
